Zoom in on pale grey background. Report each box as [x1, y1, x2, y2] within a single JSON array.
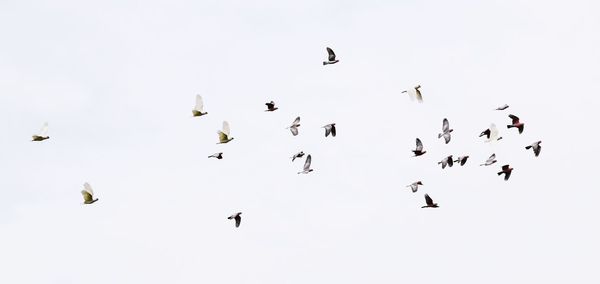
[[0, 0, 598, 283]]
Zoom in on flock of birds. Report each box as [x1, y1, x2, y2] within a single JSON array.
[[30, 47, 543, 227]]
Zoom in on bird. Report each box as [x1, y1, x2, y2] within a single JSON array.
[[480, 153, 497, 166], [454, 156, 469, 166], [81, 182, 98, 204], [401, 85, 423, 103], [421, 194, 439, 208], [291, 151, 305, 162], [323, 47, 339, 65], [525, 141, 542, 157], [323, 123, 336, 137], [497, 165, 513, 181], [217, 121, 234, 144], [507, 114, 525, 134], [438, 155, 454, 169], [297, 154, 313, 174], [407, 181, 423, 193], [228, 212, 242, 228], [412, 138, 427, 156], [287, 116, 301, 136], [265, 101, 278, 112], [192, 95, 207, 117], [495, 104, 509, 110], [438, 118, 453, 144], [479, 123, 502, 142], [31, 122, 49, 141], [208, 152, 223, 159]]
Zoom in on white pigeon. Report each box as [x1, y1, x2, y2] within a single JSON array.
[[480, 123, 502, 142], [480, 153, 497, 166], [228, 212, 242, 228], [291, 151, 305, 162], [192, 95, 207, 117], [32, 122, 49, 141], [438, 118, 453, 144], [287, 116, 301, 136], [297, 154, 313, 174], [217, 121, 234, 144], [81, 182, 98, 204], [407, 181, 423, 193], [402, 85, 423, 103]]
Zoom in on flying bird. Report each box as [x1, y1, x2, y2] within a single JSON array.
[[495, 104, 509, 110], [297, 154, 313, 174], [497, 165, 513, 181], [412, 138, 427, 156], [401, 85, 423, 103], [407, 181, 423, 193], [438, 118, 453, 144], [525, 141, 542, 157], [228, 212, 242, 228], [81, 182, 98, 204], [291, 151, 305, 162], [454, 156, 469, 166], [217, 121, 234, 144], [480, 153, 497, 166], [479, 123, 502, 142], [208, 152, 223, 159], [265, 101, 278, 112], [507, 114, 525, 134], [421, 194, 439, 208], [31, 122, 49, 141], [438, 155, 454, 169], [323, 47, 339, 65], [323, 123, 336, 137], [287, 116, 301, 136], [192, 95, 207, 117]]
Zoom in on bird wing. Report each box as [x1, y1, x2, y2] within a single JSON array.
[[304, 155, 312, 171], [415, 88, 423, 102], [488, 153, 496, 162], [502, 165, 510, 171], [443, 133, 451, 144], [534, 145, 541, 157], [324, 125, 331, 137], [509, 114, 520, 124], [81, 190, 93, 202], [447, 156, 454, 167], [425, 194, 433, 206], [266, 102, 274, 110], [218, 131, 229, 142], [290, 126, 298, 136], [416, 138, 423, 151], [83, 182, 94, 196], [222, 121, 230, 136], [504, 171, 512, 180], [195, 95, 204, 112], [489, 124, 499, 140], [292, 116, 300, 125], [480, 129, 490, 138], [331, 125, 336, 137], [235, 215, 241, 227], [40, 122, 49, 136], [442, 118, 449, 132], [326, 47, 336, 61]]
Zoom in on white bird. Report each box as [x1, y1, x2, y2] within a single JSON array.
[[287, 116, 301, 136], [192, 95, 207, 117], [438, 155, 454, 169], [81, 182, 98, 204], [480, 153, 497, 166], [217, 121, 234, 144], [297, 154, 313, 174], [31, 122, 49, 141], [323, 123, 336, 137], [323, 47, 339, 65], [480, 123, 502, 142], [495, 104, 509, 111], [407, 181, 423, 193], [525, 141, 542, 157], [291, 151, 305, 162], [228, 212, 242, 228], [402, 85, 423, 103], [438, 118, 453, 144]]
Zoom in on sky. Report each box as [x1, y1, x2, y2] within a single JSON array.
[[0, 0, 599, 283]]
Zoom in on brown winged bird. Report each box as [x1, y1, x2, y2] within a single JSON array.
[[32, 122, 49, 141], [507, 114, 525, 134], [497, 165, 513, 181], [323, 47, 339, 65], [525, 141, 542, 157], [412, 138, 426, 156], [81, 183, 99, 205], [421, 194, 439, 208], [228, 212, 242, 228]]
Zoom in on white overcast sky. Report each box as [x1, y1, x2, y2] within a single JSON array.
[[1, 0, 599, 283]]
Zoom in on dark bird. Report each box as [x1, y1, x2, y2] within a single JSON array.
[[291, 151, 305, 162], [495, 104, 509, 110], [228, 212, 242, 228], [480, 153, 497, 166], [407, 181, 423, 193], [479, 123, 502, 142], [497, 165, 513, 181], [421, 194, 439, 208], [412, 138, 427, 156], [438, 155, 454, 169], [31, 122, 49, 141], [323, 123, 336, 137], [525, 141, 542, 157], [208, 152, 223, 159], [265, 101, 278, 112], [438, 118, 453, 144], [323, 47, 339, 65], [297, 154, 313, 174], [454, 156, 469, 166], [287, 116, 301, 136], [402, 85, 423, 103], [507, 114, 525, 134]]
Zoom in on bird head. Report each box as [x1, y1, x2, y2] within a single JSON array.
[[417, 181, 423, 185]]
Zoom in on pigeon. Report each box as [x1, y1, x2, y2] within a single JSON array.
[[454, 156, 469, 166], [81, 182, 98, 205], [217, 121, 234, 144], [297, 154, 313, 174], [480, 153, 497, 166], [407, 181, 423, 193], [291, 151, 305, 162], [192, 95, 208, 117], [228, 212, 242, 228], [287, 116, 301, 136], [421, 194, 439, 208], [208, 152, 223, 159], [495, 104, 509, 111], [497, 165, 513, 181], [323, 47, 339, 65], [507, 114, 525, 134], [401, 85, 423, 103], [265, 101, 278, 112], [479, 123, 503, 142], [525, 141, 542, 157], [438, 118, 453, 144], [323, 123, 336, 137], [412, 138, 427, 156], [31, 122, 49, 141], [438, 155, 454, 169]]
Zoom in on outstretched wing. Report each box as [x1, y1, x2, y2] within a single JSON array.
[[443, 133, 451, 144], [304, 155, 312, 171], [324, 125, 331, 137], [290, 126, 298, 136], [235, 215, 241, 228], [425, 194, 434, 206], [222, 121, 230, 136], [292, 116, 300, 125], [509, 114, 520, 124], [326, 47, 336, 61], [83, 182, 94, 196], [489, 124, 499, 141], [194, 95, 204, 112], [416, 138, 423, 151], [40, 122, 49, 136], [534, 145, 541, 157], [331, 125, 336, 137], [415, 87, 423, 102], [488, 153, 496, 162], [442, 118, 449, 132], [502, 165, 510, 171]]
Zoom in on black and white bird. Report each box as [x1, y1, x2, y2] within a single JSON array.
[[208, 152, 223, 159], [407, 181, 424, 193], [402, 85, 423, 103], [525, 141, 542, 157], [412, 138, 427, 156], [497, 165, 513, 181], [323, 123, 336, 137], [297, 154, 313, 174], [480, 153, 497, 166], [287, 116, 301, 136], [81, 182, 98, 205], [31, 122, 49, 141], [217, 121, 234, 144], [495, 104, 509, 111], [479, 123, 502, 142], [192, 95, 208, 117], [454, 156, 469, 166], [265, 101, 278, 112], [291, 151, 305, 162], [323, 47, 339, 65], [438, 155, 454, 169], [421, 194, 439, 208], [228, 212, 242, 228], [438, 118, 453, 144]]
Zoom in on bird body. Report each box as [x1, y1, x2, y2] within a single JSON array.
[[32, 122, 49, 141], [497, 165, 513, 180], [507, 114, 525, 134], [480, 153, 497, 166], [412, 138, 427, 156], [298, 154, 313, 174], [208, 152, 223, 159], [81, 182, 98, 204], [323, 123, 336, 137], [228, 212, 242, 228], [265, 101, 278, 112], [438, 155, 454, 169], [192, 95, 208, 117], [421, 194, 439, 208], [217, 121, 234, 144], [407, 181, 423, 193], [287, 116, 301, 136], [323, 47, 339, 65], [438, 118, 453, 144]]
